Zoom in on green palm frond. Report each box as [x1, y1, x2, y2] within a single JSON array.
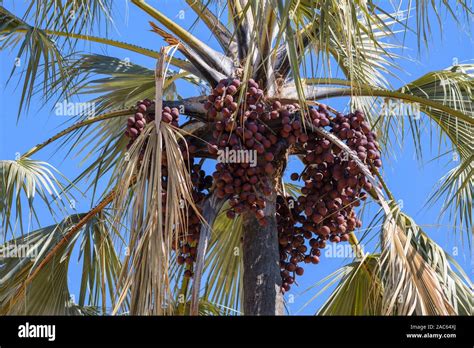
[[271, 1, 405, 117], [193, 298, 229, 315], [0, 210, 122, 315], [1, 3, 195, 115], [304, 3, 402, 87], [391, 66, 473, 235], [47, 54, 194, 116], [283, 182, 301, 199], [22, 0, 114, 35], [373, 175, 471, 315], [202, 202, 243, 315], [12, 108, 134, 205], [67, 117, 129, 198], [0, 6, 69, 117], [274, 3, 404, 144], [427, 155, 473, 239], [408, 0, 473, 47], [0, 213, 114, 315], [399, 64, 474, 159], [298, 171, 472, 316], [306, 254, 383, 315], [0, 158, 69, 235], [167, 297, 228, 316], [78, 211, 123, 312], [0, 215, 84, 315], [71, 54, 206, 114]]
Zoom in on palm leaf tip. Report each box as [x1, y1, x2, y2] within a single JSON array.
[[0, 158, 69, 235]]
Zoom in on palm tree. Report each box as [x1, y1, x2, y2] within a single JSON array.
[[0, 0, 472, 316]]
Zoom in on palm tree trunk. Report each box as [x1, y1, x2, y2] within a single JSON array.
[[241, 145, 287, 315], [242, 187, 284, 315]]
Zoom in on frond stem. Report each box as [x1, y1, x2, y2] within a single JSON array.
[[21, 108, 133, 159], [6, 188, 117, 313]]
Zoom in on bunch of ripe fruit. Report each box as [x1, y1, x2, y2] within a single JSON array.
[[126, 80, 382, 289]]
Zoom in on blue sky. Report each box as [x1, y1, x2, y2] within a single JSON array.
[[0, 1, 472, 315]]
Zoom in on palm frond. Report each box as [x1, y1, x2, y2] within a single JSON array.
[[283, 182, 301, 199], [169, 297, 229, 316], [380, 203, 456, 315], [389, 65, 473, 236], [408, 0, 473, 47], [190, 194, 225, 315], [1, 178, 120, 315], [0, 216, 83, 315], [427, 155, 473, 240], [78, 211, 123, 312], [22, 0, 114, 35], [112, 51, 202, 314], [399, 64, 474, 159], [149, 22, 226, 86], [307, 4, 402, 87], [0, 213, 120, 315], [1, 4, 194, 115], [52, 54, 206, 115], [0, 6, 69, 117], [112, 121, 199, 314], [299, 209, 471, 315], [0, 158, 68, 236], [401, 213, 473, 315], [186, 0, 238, 60], [132, 0, 234, 77], [373, 174, 471, 315], [308, 254, 383, 315], [201, 202, 244, 315], [271, 1, 405, 113]]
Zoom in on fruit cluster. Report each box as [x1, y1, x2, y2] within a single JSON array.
[[276, 194, 317, 292], [126, 88, 382, 287], [332, 110, 382, 169], [125, 99, 152, 147], [205, 78, 280, 226], [125, 100, 180, 149], [276, 106, 381, 292]]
